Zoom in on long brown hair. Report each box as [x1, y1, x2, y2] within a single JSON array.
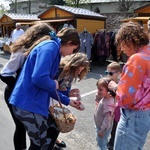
[[10, 23, 80, 56], [58, 52, 90, 82], [10, 22, 53, 55]]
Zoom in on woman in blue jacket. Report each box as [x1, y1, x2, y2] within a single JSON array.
[[9, 22, 81, 150]]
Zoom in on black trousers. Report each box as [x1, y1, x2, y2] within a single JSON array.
[[108, 119, 118, 147], [4, 86, 27, 150]]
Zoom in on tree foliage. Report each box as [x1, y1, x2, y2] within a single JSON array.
[[117, 0, 135, 12], [65, 0, 91, 7], [5, 0, 17, 13], [0, 4, 8, 17], [47, 0, 66, 5]]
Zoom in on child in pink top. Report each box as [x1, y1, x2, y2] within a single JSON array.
[[94, 77, 115, 150]]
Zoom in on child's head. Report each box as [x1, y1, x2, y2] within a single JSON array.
[[96, 77, 113, 98], [105, 62, 121, 83], [57, 27, 80, 56], [59, 52, 90, 82]]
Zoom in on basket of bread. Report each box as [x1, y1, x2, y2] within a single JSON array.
[[50, 92, 76, 133]]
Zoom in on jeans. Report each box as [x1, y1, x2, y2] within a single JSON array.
[[114, 108, 150, 150], [96, 126, 111, 150]]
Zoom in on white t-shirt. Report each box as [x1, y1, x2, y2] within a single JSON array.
[[11, 29, 24, 42]]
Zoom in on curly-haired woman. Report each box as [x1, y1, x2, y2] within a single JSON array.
[[109, 22, 150, 150]]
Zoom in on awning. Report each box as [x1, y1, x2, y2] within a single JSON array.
[[33, 18, 74, 24], [133, 17, 150, 21], [120, 17, 150, 23], [0, 21, 35, 26], [120, 17, 135, 22], [18, 22, 34, 25]]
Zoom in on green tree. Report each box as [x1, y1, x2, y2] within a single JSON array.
[[47, 0, 66, 5], [0, 4, 8, 17], [6, 0, 33, 14], [65, 0, 91, 8]]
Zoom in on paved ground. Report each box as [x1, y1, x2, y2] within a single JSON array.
[[0, 51, 150, 150]]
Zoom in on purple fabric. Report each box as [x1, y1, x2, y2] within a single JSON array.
[[114, 104, 120, 122]]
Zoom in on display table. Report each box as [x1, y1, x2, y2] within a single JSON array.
[[3, 43, 10, 52], [0, 37, 12, 53]]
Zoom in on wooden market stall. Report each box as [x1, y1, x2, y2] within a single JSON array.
[[0, 13, 40, 52], [121, 3, 150, 30], [0, 13, 40, 37], [37, 5, 107, 34], [134, 3, 150, 17]]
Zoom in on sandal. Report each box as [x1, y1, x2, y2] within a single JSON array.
[[56, 140, 66, 148]]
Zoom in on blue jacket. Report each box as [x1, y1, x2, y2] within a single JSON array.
[[9, 40, 70, 117]]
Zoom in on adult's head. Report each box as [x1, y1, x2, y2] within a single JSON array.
[[59, 52, 90, 82], [16, 23, 22, 30], [115, 22, 149, 57]]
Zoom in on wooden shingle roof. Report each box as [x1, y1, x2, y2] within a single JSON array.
[[2, 13, 40, 21], [39, 5, 107, 19], [134, 3, 150, 13], [90, 0, 150, 2], [54, 5, 106, 18]]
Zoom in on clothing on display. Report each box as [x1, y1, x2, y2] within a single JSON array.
[[92, 30, 118, 64], [62, 23, 74, 29], [79, 30, 93, 60]]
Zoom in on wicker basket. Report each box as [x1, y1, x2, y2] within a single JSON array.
[[50, 92, 76, 133], [50, 104, 76, 133]]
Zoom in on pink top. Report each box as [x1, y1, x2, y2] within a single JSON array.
[[94, 97, 115, 133], [116, 44, 150, 110]]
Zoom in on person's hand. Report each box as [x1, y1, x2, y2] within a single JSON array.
[[76, 102, 85, 111], [69, 88, 80, 97], [98, 131, 104, 138], [95, 101, 99, 106], [108, 81, 118, 92], [69, 99, 84, 111], [69, 99, 80, 108], [97, 90, 101, 96]]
